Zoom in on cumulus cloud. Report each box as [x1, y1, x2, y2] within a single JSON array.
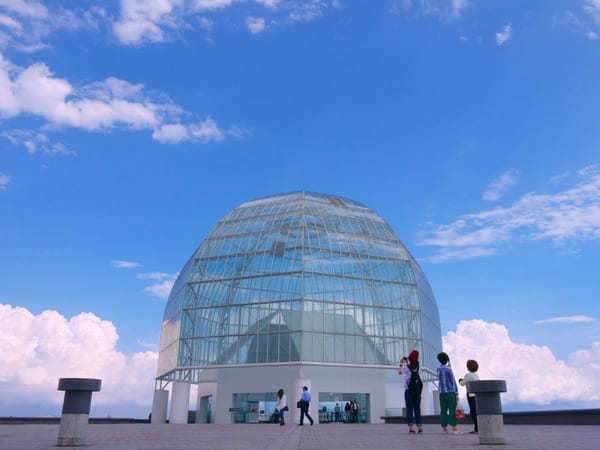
[[0, 304, 157, 408], [482, 169, 518, 201], [0, 172, 10, 190], [443, 319, 600, 405], [420, 164, 600, 262], [496, 23, 512, 46], [246, 16, 266, 34], [0, 53, 232, 145], [534, 315, 597, 325], [111, 260, 141, 269], [2, 129, 76, 156]]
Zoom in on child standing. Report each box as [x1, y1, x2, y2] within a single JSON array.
[[436, 352, 460, 435], [459, 360, 480, 434]]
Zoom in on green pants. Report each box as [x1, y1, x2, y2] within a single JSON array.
[[439, 392, 457, 428]]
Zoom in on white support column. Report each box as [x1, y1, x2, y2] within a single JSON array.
[[433, 389, 440, 415], [151, 390, 169, 424], [420, 382, 433, 416], [170, 382, 191, 424]]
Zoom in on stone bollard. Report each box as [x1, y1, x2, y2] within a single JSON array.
[[57, 378, 102, 447], [467, 380, 507, 445]]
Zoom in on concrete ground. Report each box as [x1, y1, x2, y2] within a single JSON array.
[[1, 423, 598, 450]]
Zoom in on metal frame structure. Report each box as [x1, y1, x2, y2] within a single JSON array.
[[157, 191, 442, 384]]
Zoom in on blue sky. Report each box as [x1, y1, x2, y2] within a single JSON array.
[[1, 0, 600, 416]]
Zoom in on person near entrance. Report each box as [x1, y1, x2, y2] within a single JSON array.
[[334, 403, 341, 422], [352, 399, 360, 423], [276, 388, 288, 426], [298, 386, 314, 425]]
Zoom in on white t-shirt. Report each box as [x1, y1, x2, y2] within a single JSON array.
[[459, 372, 479, 397], [276, 394, 287, 410]]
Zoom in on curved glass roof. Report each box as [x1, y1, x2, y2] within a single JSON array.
[[158, 191, 442, 379]]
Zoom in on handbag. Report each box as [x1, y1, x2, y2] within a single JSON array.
[[455, 408, 466, 420], [284, 406, 289, 411], [297, 400, 302, 409]]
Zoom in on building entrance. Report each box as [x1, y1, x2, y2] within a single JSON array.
[[318, 392, 370, 423], [231, 393, 278, 423]]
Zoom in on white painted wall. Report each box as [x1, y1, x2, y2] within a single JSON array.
[[197, 365, 395, 425]]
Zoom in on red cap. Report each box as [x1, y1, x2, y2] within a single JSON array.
[[408, 350, 419, 362]]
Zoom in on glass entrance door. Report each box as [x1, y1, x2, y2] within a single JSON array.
[[318, 392, 370, 423], [232, 393, 278, 423]]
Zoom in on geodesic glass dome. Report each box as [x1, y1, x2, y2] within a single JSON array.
[[157, 192, 442, 382]]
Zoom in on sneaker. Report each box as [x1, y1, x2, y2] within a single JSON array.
[[442, 427, 448, 434], [409, 429, 416, 434], [469, 431, 478, 434], [452, 429, 462, 435], [417, 429, 423, 434]]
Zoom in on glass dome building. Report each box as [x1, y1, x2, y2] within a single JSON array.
[[152, 192, 442, 425]]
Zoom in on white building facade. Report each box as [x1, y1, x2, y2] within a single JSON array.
[[152, 192, 442, 424]]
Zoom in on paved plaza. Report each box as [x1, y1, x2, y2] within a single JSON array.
[[1, 423, 599, 450]]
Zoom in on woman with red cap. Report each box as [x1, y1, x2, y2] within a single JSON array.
[[398, 349, 423, 434]]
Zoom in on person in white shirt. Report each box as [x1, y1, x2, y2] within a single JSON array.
[[458, 359, 480, 434], [276, 388, 287, 426]]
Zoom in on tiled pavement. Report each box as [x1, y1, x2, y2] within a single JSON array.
[[1, 423, 599, 450]]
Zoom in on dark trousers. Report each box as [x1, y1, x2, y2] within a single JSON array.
[[300, 402, 313, 425], [467, 395, 478, 432], [404, 389, 422, 426]]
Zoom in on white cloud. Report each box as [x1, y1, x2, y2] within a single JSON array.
[[422, 246, 496, 263], [144, 279, 175, 299], [113, 0, 337, 45], [393, 0, 471, 20], [2, 129, 76, 156], [496, 23, 512, 46], [113, 0, 184, 45], [152, 117, 225, 144], [0, 0, 47, 19], [246, 16, 266, 34], [584, 0, 600, 24], [549, 171, 570, 184], [111, 260, 142, 269], [0, 53, 230, 145], [420, 164, 600, 261], [0, 14, 22, 30], [137, 271, 177, 281], [534, 315, 597, 325], [137, 271, 178, 299], [0, 2, 106, 53], [0, 304, 157, 408], [0, 172, 10, 190], [443, 319, 600, 405], [482, 168, 518, 201]]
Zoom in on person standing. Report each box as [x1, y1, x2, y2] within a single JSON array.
[[459, 360, 480, 434], [334, 403, 341, 422], [437, 352, 460, 435], [276, 388, 287, 426], [299, 386, 314, 426], [352, 398, 359, 423], [399, 350, 423, 434], [344, 401, 351, 422]]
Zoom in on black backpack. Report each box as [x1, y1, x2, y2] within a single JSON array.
[[408, 367, 423, 395]]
